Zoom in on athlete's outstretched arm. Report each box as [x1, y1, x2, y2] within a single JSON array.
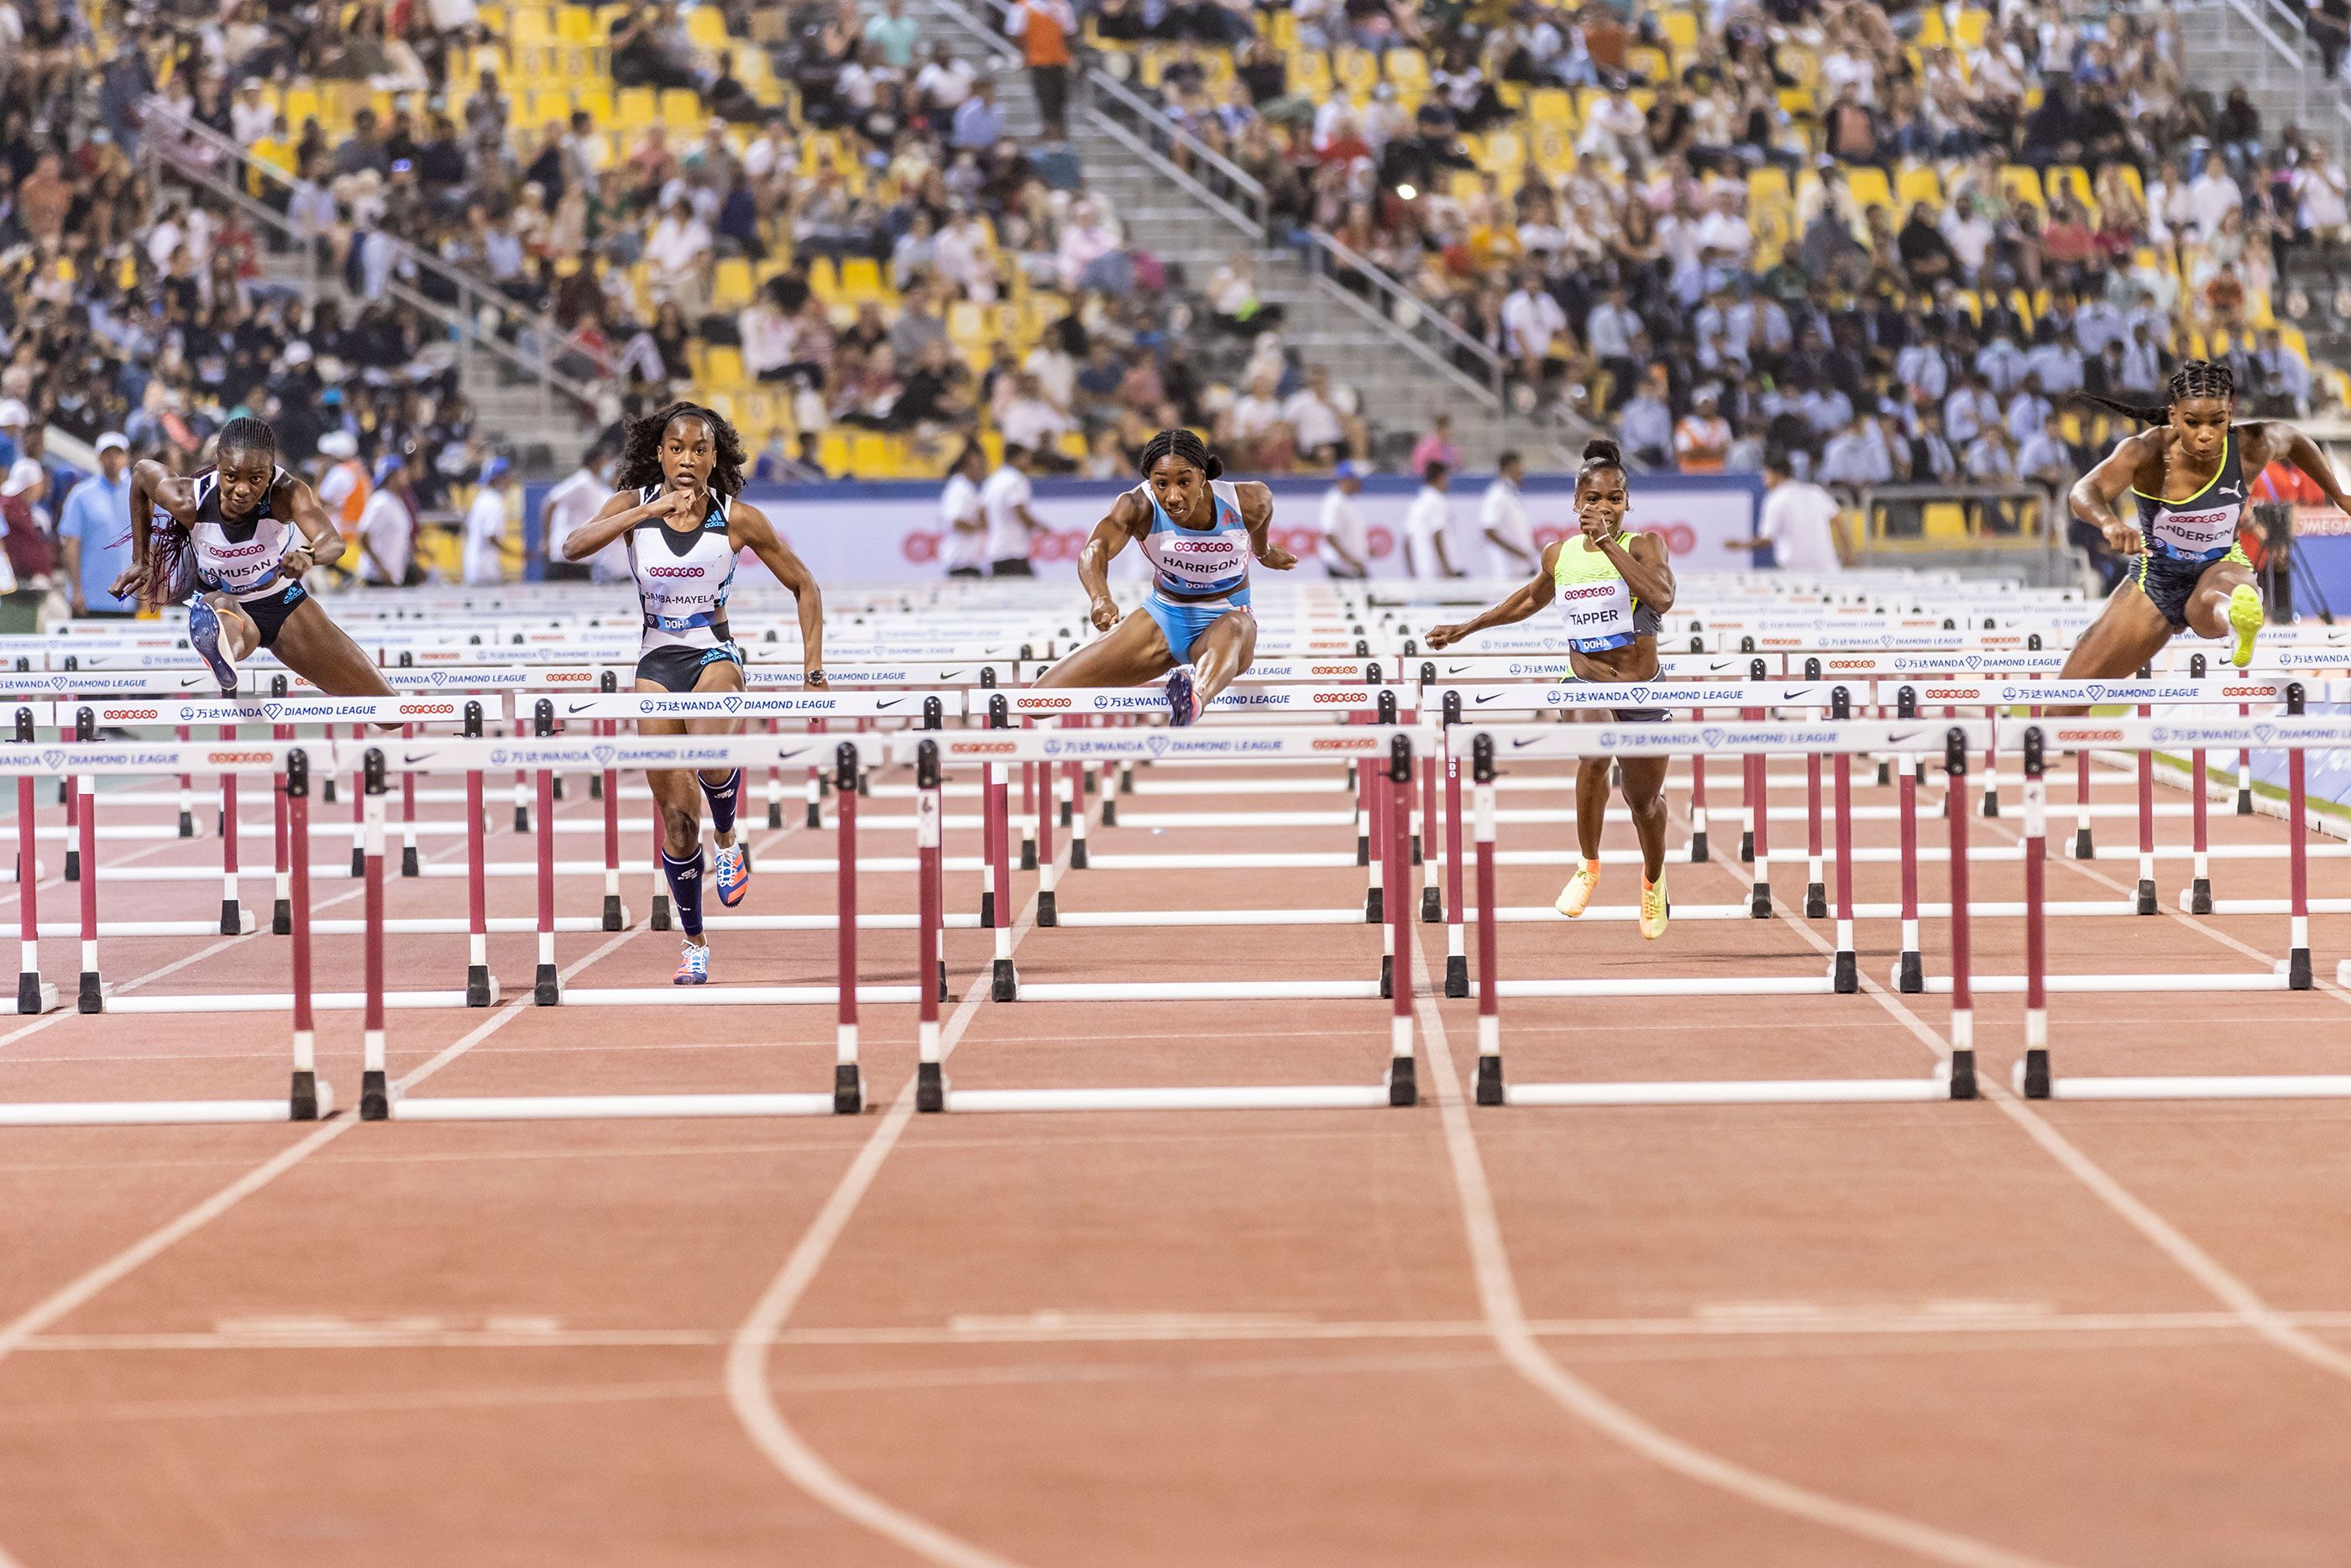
[[115, 459, 195, 605], [277, 476, 348, 579], [1236, 483, 1296, 570], [1424, 542, 1561, 649], [2069, 433, 2153, 556], [733, 500, 826, 686], [1077, 491, 1149, 632], [1600, 530, 1676, 614], [562, 488, 692, 562], [2245, 421, 2351, 515]]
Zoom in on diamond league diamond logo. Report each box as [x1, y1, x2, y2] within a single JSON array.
[[429, 669, 453, 686], [1626, 685, 1651, 705], [1700, 727, 1725, 748], [1145, 733, 1170, 757], [1966, 654, 1982, 670], [2083, 682, 2105, 701], [592, 744, 615, 766], [39, 748, 64, 770], [722, 694, 742, 715], [262, 701, 283, 722], [2254, 724, 2275, 746]]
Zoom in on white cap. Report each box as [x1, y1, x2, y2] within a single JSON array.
[[282, 342, 313, 367], [95, 431, 128, 455], [1, 457, 42, 498], [317, 430, 358, 459], [0, 400, 27, 427]]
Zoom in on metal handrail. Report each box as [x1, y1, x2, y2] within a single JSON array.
[[930, 0, 1514, 408], [139, 97, 615, 409]]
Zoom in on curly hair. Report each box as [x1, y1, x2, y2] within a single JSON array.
[[614, 401, 747, 499], [2077, 359, 2236, 427]]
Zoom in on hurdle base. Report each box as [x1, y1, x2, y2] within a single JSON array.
[[1749, 883, 1772, 918], [76, 971, 106, 1014], [1688, 829, 1709, 863], [2291, 948, 2312, 990], [2135, 879, 2157, 916], [1804, 882, 1827, 919], [513, 808, 529, 834], [651, 895, 673, 933], [2237, 789, 2254, 815], [1875, 760, 1892, 787], [833, 1063, 862, 1116], [937, 960, 950, 1003], [1100, 797, 1117, 826], [1444, 954, 1468, 998], [1021, 837, 1037, 871], [767, 802, 784, 829], [16, 973, 56, 1015], [1474, 1053, 1504, 1105], [64, 849, 78, 883], [360, 1069, 389, 1121], [2020, 1049, 2050, 1099], [2186, 878, 2212, 916], [534, 965, 563, 1006], [602, 895, 628, 932], [1069, 839, 1089, 870], [1949, 1051, 1978, 1100], [1420, 886, 1442, 923], [1387, 1057, 1416, 1107], [2072, 828, 2095, 860], [1506, 1069, 1953, 1107], [401, 845, 421, 877], [290, 1069, 320, 1121], [218, 900, 248, 937], [1365, 887, 1383, 924], [1059, 802, 1072, 828], [1379, 954, 1392, 1000], [591, 775, 605, 802], [804, 802, 821, 828], [915, 1060, 946, 1113], [1738, 830, 1753, 864], [177, 809, 195, 839], [1356, 834, 1369, 868], [992, 958, 1018, 1002], [271, 897, 291, 936], [349, 849, 364, 878], [466, 966, 501, 1008], [980, 891, 995, 929], [1897, 952, 1923, 994], [1036, 890, 1057, 927]]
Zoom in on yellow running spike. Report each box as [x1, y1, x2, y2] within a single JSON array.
[[2227, 583, 2264, 668], [1639, 877, 1670, 940], [1554, 860, 1600, 917]]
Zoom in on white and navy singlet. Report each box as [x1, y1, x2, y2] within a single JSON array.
[[630, 485, 746, 691], [175, 467, 303, 604]]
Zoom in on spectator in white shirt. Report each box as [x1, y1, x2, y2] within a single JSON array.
[[1501, 272, 1568, 385], [644, 197, 712, 309], [229, 79, 277, 145], [1403, 461, 1462, 578], [938, 442, 988, 578], [980, 445, 1045, 575], [997, 371, 1076, 469], [2015, 413, 2077, 490], [1943, 374, 2003, 446], [1319, 460, 1372, 578], [1726, 455, 1846, 572], [2190, 159, 2243, 240], [1479, 452, 1538, 578], [541, 445, 623, 582], [1283, 366, 1348, 466], [462, 457, 515, 586], [914, 43, 977, 112], [356, 457, 421, 587], [2005, 377, 2054, 444], [2296, 147, 2349, 242]]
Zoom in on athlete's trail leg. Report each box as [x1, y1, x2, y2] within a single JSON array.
[[1186, 608, 1258, 703], [1619, 755, 1670, 881], [638, 704, 710, 949], [1575, 760, 1611, 860], [2053, 578, 2173, 711], [268, 599, 399, 724], [1028, 608, 1178, 688], [687, 658, 749, 852]]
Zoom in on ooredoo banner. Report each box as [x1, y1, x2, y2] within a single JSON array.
[[523, 473, 1762, 585]]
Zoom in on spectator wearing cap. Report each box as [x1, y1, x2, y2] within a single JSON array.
[[316, 429, 371, 534], [0, 400, 26, 471], [1319, 461, 1371, 578], [56, 434, 137, 618], [463, 457, 515, 586], [1673, 391, 1732, 474], [0, 457, 55, 595]]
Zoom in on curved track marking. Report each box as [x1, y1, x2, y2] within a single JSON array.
[[1406, 937, 2066, 1568], [724, 900, 1037, 1568]]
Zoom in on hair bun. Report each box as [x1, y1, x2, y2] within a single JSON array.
[[1582, 438, 1623, 466], [1203, 452, 1225, 479]]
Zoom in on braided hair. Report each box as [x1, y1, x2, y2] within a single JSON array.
[[2077, 359, 2236, 427], [121, 417, 285, 604], [615, 401, 748, 499], [217, 415, 278, 456], [1138, 427, 1224, 480]]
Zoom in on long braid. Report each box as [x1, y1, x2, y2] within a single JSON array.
[[2076, 359, 2236, 426]]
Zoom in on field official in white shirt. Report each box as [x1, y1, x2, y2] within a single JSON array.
[[1479, 451, 1538, 578], [1318, 459, 1371, 578], [1403, 460, 1463, 578], [540, 445, 624, 582], [938, 442, 988, 578], [1725, 453, 1847, 573], [979, 444, 1045, 576]]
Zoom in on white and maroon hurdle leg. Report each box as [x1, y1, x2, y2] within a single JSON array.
[[1471, 737, 1502, 1103], [350, 725, 369, 876], [75, 771, 102, 1013], [1065, 753, 1089, 869], [2072, 745, 2095, 860], [1897, 741, 1922, 993], [271, 716, 293, 933], [1418, 751, 1439, 908], [217, 724, 247, 934], [14, 735, 52, 1014], [914, 740, 948, 1112], [2188, 738, 2212, 914], [988, 751, 1017, 1001], [463, 703, 499, 1003], [1020, 760, 1038, 870], [1384, 734, 1416, 1106], [176, 724, 195, 838], [285, 751, 321, 1119], [1443, 735, 1467, 996], [2134, 700, 2157, 914], [2019, 732, 2051, 1097], [832, 743, 862, 1113], [2237, 700, 2254, 814], [511, 718, 530, 833], [1688, 708, 1710, 860], [359, 750, 390, 1120], [2288, 686, 2313, 990], [1834, 743, 1858, 994], [766, 717, 786, 829], [1804, 747, 1827, 917], [533, 760, 559, 1006], [600, 720, 626, 930], [805, 716, 825, 828], [1747, 725, 1772, 918], [1035, 754, 1059, 927], [1943, 730, 1977, 1100], [400, 724, 420, 875]]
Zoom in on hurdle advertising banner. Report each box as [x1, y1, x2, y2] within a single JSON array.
[[521, 475, 1763, 587]]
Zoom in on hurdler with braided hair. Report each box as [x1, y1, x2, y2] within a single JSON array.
[[116, 415, 400, 705], [1424, 440, 1680, 939], [1028, 428, 1296, 724], [560, 400, 827, 985], [2066, 359, 2349, 677]]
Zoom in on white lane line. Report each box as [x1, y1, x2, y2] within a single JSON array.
[[724, 893, 1039, 1568], [1407, 935, 2062, 1568]]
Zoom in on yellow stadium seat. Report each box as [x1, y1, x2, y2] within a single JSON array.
[[1917, 8, 1947, 46], [1384, 47, 1429, 93], [1954, 9, 1991, 47], [1530, 123, 1574, 175], [658, 87, 700, 128], [1843, 165, 1893, 213], [1626, 45, 1669, 82], [1776, 86, 1814, 115], [837, 257, 886, 301], [283, 85, 321, 128], [1999, 164, 2044, 209], [1659, 8, 1699, 55], [1526, 86, 1573, 126], [805, 255, 840, 302], [1270, 9, 1296, 50], [1484, 128, 1525, 174], [510, 6, 552, 46], [2281, 324, 2311, 363], [710, 258, 754, 311], [531, 88, 571, 127], [685, 5, 730, 47], [615, 86, 658, 129], [1333, 45, 1378, 102], [1448, 169, 1484, 204], [556, 4, 595, 41], [1134, 44, 1167, 89], [1287, 49, 1330, 100], [819, 430, 852, 477], [574, 84, 612, 123], [703, 344, 746, 388], [1924, 503, 1970, 540], [1202, 49, 1236, 90], [1894, 163, 1942, 210], [848, 431, 893, 478], [1952, 289, 1982, 323], [1747, 165, 1792, 206]]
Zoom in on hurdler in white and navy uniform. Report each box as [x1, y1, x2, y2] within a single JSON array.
[[1426, 439, 1680, 940], [119, 416, 399, 705], [563, 401, 827, 985], [1029, 428, 1295, 724], [2066, 359, 2351, 678]]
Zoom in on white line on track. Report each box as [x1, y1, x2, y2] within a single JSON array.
[[723, 894, 1041, 1568], [1406, 935, 2063, 1567]]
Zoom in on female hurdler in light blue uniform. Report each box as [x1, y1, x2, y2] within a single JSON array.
[[1029, 429, 1296, 722]]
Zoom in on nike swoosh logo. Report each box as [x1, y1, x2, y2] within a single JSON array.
[[1475, 693, 1500, 704], [876, 698, 903, 710], [1513, 736, 1543, 748], [568, 703, 595, 714], [1883, 730, 1923, 747], [403, 753, 432, 766]]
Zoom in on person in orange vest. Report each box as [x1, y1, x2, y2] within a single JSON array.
[[314, 429, 371, 537], [1009, 0, 1076, 140]]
